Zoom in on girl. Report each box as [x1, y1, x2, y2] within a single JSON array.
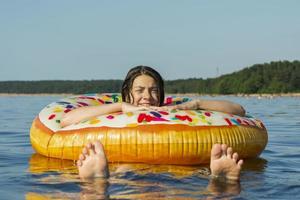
[[61, 66, 244, 181], [61, 66, 245, 127]]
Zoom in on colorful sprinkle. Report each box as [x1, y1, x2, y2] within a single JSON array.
[[57, 101, 70, 105], [48, 114, 56, 120], [175, 115, 193, 122], [126, 123, 138, 127], [77, 102, 89, 106], [106, 115, 114, 119], [186, 110, 196, 116], [64, 109, 71, 113], [53, 107, 63, 113], [224, 118, 233, 126], [126, 112, 134, 117], [66, 105, 74, 109], [138, 113, 146, 123], [159, 111, 169, 115], [97, 99, 105, 104], [150, 111, 162, 118], [204, 112, 211, 117], [89, 118, 101, 124], [166, 97, 172, 105]]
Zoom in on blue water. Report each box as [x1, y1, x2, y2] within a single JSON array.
[[0, 95, 299, 199]]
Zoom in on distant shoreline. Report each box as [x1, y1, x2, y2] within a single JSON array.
[[1, 93, 300, 97]]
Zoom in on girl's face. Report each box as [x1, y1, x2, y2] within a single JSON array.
[[131, 74, 159, 106]]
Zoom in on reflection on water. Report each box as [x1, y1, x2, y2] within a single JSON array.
[[26, 153, 268, 199]]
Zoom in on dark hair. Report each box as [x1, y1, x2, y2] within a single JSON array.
[[121, 65, 165, 106]]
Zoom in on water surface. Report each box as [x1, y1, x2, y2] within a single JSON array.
[[0, 95, 299, 199]]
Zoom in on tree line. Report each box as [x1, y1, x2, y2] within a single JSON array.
[[1, 60, 299, 94]]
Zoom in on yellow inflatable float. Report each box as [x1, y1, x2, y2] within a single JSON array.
[[30, 94, 268, 165]]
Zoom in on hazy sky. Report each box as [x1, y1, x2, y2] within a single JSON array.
[[1, 0, 299, 81]]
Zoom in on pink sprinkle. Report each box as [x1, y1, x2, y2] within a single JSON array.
[[204, 112, 211, 117], [106, 115, 114, 119]]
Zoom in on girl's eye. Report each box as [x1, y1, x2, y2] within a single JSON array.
[[152, 89, 158, 93], [135, 90, 143, 93]]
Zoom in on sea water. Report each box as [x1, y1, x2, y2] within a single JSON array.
[[0, 95, 299, 199]]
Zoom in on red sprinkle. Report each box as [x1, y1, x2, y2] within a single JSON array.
[[166, 97, 172, 105], [97, 99, 105, 104], [138, 113, 146, 123], [159, 111, 169, 115], [77, 102, 89, 106], [48, 114, 56, 120], [145, 115, 151, 122], [85, 96, 96, 100], [186, 115, 193, 122], [175, 115, 192, 122], [64, 109, 71, 113], [225, 118, 232, 126]]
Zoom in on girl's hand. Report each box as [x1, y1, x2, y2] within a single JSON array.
[[121, 102, 150, 113], [174, 100, 199, 110], [153, 100, 199, 111]]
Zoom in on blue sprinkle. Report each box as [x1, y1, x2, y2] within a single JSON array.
[[57, 101, 70, 105], [183, 98, 190, 102], [231, 119, 240, 125], [150, 111, 161, 118], [66, 105, 74, 109]]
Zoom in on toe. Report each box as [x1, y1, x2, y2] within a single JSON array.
[[211, 144, 222, 160], [227, 147, 233, 159], [233, 152, 239, 162], [82, 147, 89, 156], [86, 143, 92, 149], [238, 159, 244, 168], [79, 154, 85, 161], [221, 144, 228, 156], [77, 160, 82, 167], [88, 143, 96, 155], [94, 141, 105, 156]]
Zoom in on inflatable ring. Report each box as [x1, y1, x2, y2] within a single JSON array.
[[30, 94, 268, 165]]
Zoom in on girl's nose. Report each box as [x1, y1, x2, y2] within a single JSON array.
[[142, 90, 151, 99]]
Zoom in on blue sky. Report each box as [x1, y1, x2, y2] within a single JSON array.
[[1, 0, 299, 81]]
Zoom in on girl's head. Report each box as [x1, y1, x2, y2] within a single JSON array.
[[121, 66, 165, 106]]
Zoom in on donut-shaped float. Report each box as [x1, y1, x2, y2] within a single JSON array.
[[30, 94, 268, 165]]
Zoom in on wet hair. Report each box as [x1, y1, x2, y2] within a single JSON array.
[[121, 65, 165, 106]]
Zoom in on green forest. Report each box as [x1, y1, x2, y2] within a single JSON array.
[[1, 60, 299, 94]]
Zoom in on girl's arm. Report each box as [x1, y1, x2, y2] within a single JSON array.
[[158, 99, 246, 117], [60, 102, 151, 127], [60, 103, 123, 127]]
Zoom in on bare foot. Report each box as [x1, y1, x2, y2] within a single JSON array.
[[210, 144, 243, 181], [77, 141, 109, 179]]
